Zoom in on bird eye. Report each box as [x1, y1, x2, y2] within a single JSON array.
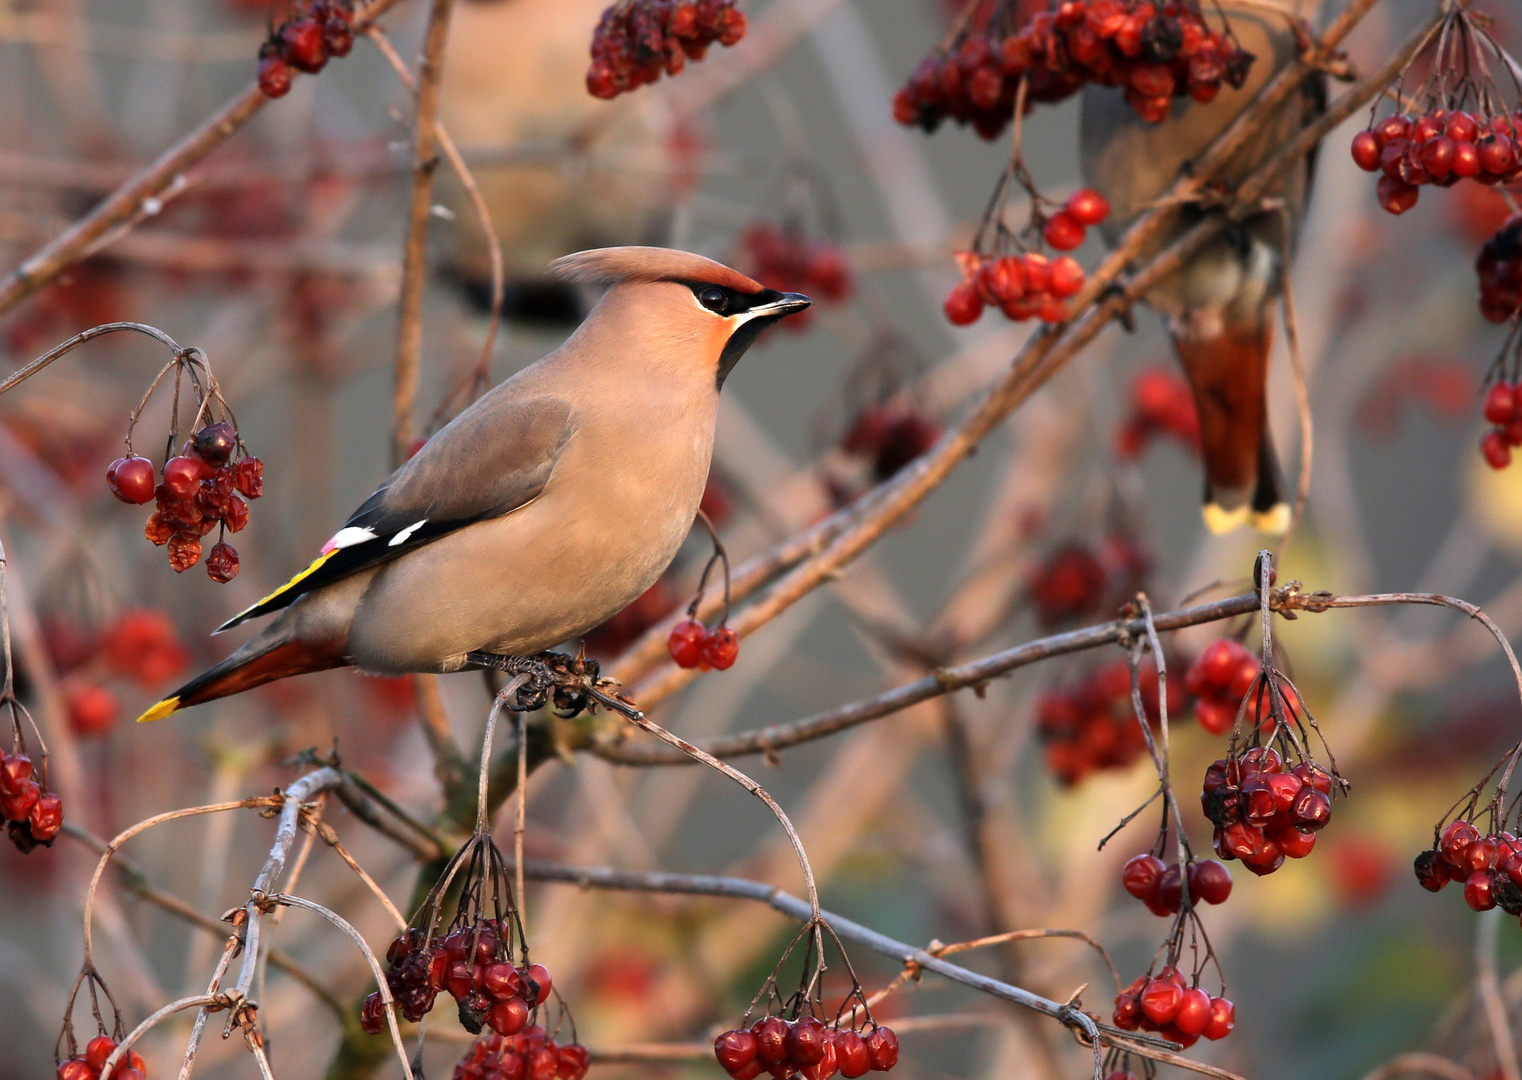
[[697, 286, 729, 314]]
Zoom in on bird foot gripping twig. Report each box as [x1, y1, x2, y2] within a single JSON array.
[[466, 650, 606, 717]]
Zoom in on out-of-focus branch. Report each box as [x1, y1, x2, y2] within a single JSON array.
[[391, 0, 458, 468], [0, 0, 411, 319], [515, 858, 1240, 1080]]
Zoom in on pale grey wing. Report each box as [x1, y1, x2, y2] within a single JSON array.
[[215, 394, 574, 631]]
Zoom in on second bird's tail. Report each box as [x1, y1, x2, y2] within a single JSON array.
[[1171, 321, 1289, 535]]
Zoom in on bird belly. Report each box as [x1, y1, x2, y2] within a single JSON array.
[[344, 441, 708, 674]]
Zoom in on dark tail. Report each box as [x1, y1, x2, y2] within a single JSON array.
[[137, 627, 346, 722], [1171, 321, 1288, 535]]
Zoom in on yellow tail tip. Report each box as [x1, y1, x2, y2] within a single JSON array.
[[1250, 503, 1292, 536], [1202, 502, 1250, 535], [136, 696, 181, 723]]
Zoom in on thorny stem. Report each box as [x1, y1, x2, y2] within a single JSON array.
[[391, 0, 458, 468], [584, 685, 822, 920]]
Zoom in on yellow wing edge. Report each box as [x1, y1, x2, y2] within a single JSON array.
[[137, 696, 181, 723], [219, 548, 339, 630]]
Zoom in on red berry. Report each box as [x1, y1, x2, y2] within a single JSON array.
[[1043, 211, 1086, 251], [557, 1045, 591, 1080], [1121, 853, 1165, 901], [280, 18, 328, 72], [0, 753, 32, 795], [702, 626, 740, 671], [1441, 821, 1482, 867], [1140, 978, 1184, 1024], [58, 1062, 93, 1080], [667, 619, 706, 668], [1376, 174, 1419, 215], [1465, 870, 1498, 911], [1414, 850, 1449, 892], [834, 1031, 871, 1079], [1174, 987, 1213, 1036], [788, 1017, 828, 1066], [488, 996, 530, 1036], [1065, 187, 1110, 226], [206, 542, 240, 583], [65, 679, 118, 738], [943, 282, 985, 325], [1479, 134, 1517, 176], [1188, 859, 1232, 905], [1203, 996, 1235, 1040], [1485, 383, 1517, 425], [233, 457, 264, 498], [1271, 824, 1316, 859], [86, 1037, 117, 1073], [716, 1030, 759, 1073], [524, 962, 552, 1006], [107, 456, 156, 504], [163, 455, 208, 498], [324, 16, 354, 57], [1048, 256, 1085, 297], [864, 1027, 898, 1071], [802, 1038, 839, 1080], [258, 52, 292, 97], [1351, 130, 1381, 171], [1419, 135, 1456, 181], [29, 792, 62, 841], [753, 1017, 790, 1064], [1484, 429, 1514, 469]]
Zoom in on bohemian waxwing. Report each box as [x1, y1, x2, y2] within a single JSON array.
[[138, 247, 810, 721], [1080, 0, 1324, 534]]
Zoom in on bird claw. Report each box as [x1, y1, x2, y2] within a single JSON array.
[[466, 650, 604, 717]]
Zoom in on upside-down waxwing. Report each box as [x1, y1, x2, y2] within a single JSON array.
[[435, 0, 674, 324], [1080, 0, 1324, 534], [137, 248, 810, 721]]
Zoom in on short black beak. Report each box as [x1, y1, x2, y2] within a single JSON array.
[[748, 292, 812, 319]]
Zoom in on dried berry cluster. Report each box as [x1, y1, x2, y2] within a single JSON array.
[[111, 424, 263, 581], [1413, 820, 1522, 919], [742, 225, 852, 331], [1114, 367, 1200, 461], [1202, 747, 1333, 876], [586, 0, 748, 100], [56, 1036, 147, 1080], [1120, 855, 1232, 916], [1035, 659, 1183, 786], [46, 609, 189, 739], [894, 0, 1254, 139], [360, 923, 552, 1037], [1351, 110, 1522, 217], [1183, 639, 1260, 736], [944, 190, 1109, 328], [1112, 967, 1235, 1047], [1477, 214, 1522, 326], [839, 403, 942, 486], [667, 617, 739, 670], [2, 751, 61, 853], [257, 0, 355, 98], [713, 1017, 899, 1080], [452, 1026, 589, 1080], [1027, 534, 1150, 628]]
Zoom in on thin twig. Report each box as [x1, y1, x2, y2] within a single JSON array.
[[1475, 909, 1521, 1080], [391, 0, 458, 467]]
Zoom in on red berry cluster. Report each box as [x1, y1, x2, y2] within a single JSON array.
[[894, 0, 1253, 139], [1201, 747, 1333, 877], [1477, 214, 1522, 326], [2, 751, 61, 853], [257, 1, 354, 98], [45, 609, 190, 739], [56, 1036, 148, 1080], [667, 617, 739, 671], [1414, 820, 1522, 920], [1112, 967, 1234, 1047], [453, 1026, 589, 1080], [1027, 533, 1150, 628], [1183, 639, 1260, 736], [944, 190, 1107, 328], [840, 403, 941, 485], [586, 0, 748, 100], [1115, 366, 1200, 460], [111, 424, 262, 581], [1036, 659, 1185, 786], [713, 1017, 899, 1080], [1120, 855, 1232, 916], [1351, 110, 1522, 218], [1480, 375, 1522, 470], [742, 225, 852, 331], [360, 924, 552, 1037]]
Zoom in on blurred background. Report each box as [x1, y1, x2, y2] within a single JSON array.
[[2, 0, 1522, 1078]]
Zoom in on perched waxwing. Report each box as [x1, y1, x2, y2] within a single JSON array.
[[435, 0, 674, 323], [1080, 0, 1324, 534], [137, 248, 810, 721]]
